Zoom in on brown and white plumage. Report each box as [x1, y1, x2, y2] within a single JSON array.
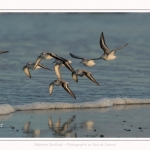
[[23, 62, 51, 78], [100, 32, 128, 60], [49, 79, 76, 99], [53, 59, 72, 80], [33, 52, 61, 70], [34, 52, 78, 82], [70, 53, 101, 67], [53, 56, 78, 82], [75, 69, 99, 85]]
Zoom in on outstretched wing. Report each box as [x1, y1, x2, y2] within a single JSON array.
[[91, 57, 102, 60], [69, 53, 84, 59], [110, 43, 128, 55], [55, 55, 76, 74], [100, 32, 110, 55], [23, 65, 31, 78], [84, 72, 100, 86], [49, 82, 54, 95], [54, 64, 62, 79], [38, 63, 52, 71], [61, 82, 76, 99], [33, 56, 42, 70]]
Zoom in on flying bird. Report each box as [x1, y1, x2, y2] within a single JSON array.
[[53, 56, 78, 82], [33, 52, 61, 70], [75, 69, 99, 85], [99, 32, 128, 60], [53, 59, 72, 80], [23, 62, 51, 78], [49, 79, 76, 99], [34, 52, 78, 82], [69, 53, 101, 67]]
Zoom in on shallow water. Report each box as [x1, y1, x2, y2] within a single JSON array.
[[0, 13, 150, 137], [1, 105, 150, 138]]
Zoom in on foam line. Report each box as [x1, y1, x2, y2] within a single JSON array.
[[1, 98, 150, 115], [0, 104, 15, 115]]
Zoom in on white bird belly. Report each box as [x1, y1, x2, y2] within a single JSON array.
[[85, 60, 95, 67], [105, 54, 117, 60], [45, 55, 53, 59]]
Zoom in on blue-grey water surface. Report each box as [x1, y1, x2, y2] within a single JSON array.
[[0, 13, 149, 106]]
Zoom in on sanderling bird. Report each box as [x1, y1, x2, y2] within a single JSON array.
[[49, 79, 76, 99], [34, 52, 78, 82], [53, 56, 78, 82], [69, 53, 101, 67], [23, 62, 52, 78], [100, 32, 128, 60], [53, 59, 72, 80], [75, 69, 99, 85], [33, 52, 61, 69]]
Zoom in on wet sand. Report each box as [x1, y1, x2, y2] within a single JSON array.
[[0, 104, 150, 138]]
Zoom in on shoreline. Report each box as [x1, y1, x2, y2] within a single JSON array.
[[0, 104, 150, 138]]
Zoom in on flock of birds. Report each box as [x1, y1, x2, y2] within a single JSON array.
[[21, 32, 128, 99]]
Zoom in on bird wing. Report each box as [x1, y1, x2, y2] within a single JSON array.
[[90, 57, 102, 60], [54, 64, 62, 79], [63, 61, 76, 73], [50, 54, 77, 82], [69, 53, 84, 59], [23, 65, 31, 78], [38, 63, 52, 71], [47, 53, 63, 60], [100, 32, 110, 55], [110, 43, 128, 55], [61, 81, 76, 99], [84, 72, 100, 86], [49, 82, 54, 95], [33, 56, 42, 70], [57, 56, 76, 74], [72, 72, 78, 82], [49, 54, 74, 72]]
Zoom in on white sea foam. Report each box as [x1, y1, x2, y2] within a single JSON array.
[[13, 98, 150, 111], [0, 104, 15, 115], [1, 98, 150, 115], [13, 99, 113, 111], [112, 97, 150, 105]]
